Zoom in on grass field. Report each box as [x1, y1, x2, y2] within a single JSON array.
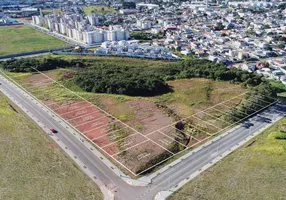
[[41, 8, 62, 15], [168, 117, 286, 200], [0, 92, 103, 200], [0, 25, 69, 56], [83, 6, 117, 15]]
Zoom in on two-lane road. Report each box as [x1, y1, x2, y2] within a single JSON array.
[[0, 72, 285, 200]]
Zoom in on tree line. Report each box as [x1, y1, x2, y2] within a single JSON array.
[[1, 57, 285, 98]]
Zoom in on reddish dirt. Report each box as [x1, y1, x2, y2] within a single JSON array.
[[77, 117, 111, 133], [42, 98, 208, 175], [127, 100, 173, 134], [68, 111, 104, 125], [60, 106, 100, 119], [55, 101, 91, 114], [44, 100, 116, 151]]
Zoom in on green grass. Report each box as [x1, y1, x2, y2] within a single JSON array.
[[0, 93, 103, 200], [168, 117, 286, 200], [0, 25, 69, 56], [41, 54, 174, 66], [41, 8, 62, 15], [152, 78, 245, 117], [83, 6, 117, 15]]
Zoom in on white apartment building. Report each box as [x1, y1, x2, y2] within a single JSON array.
[[31, 14, 129, 45]]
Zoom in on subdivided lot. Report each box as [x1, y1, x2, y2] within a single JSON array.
[[1, 69, 275, 176], [0, 92, 103, 200], [0, 25, 69, 56], [168, 117, 286, 200]]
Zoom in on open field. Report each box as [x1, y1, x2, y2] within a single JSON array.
[[0, 25, 69, 56], [83, 6, 117, 15], [168, 117, 286, 200], [41, 8, 62, 15], [0, 92, 103, 200], [0, 55, 275, 176]]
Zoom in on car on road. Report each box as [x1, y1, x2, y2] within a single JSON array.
[[50, 128, 58, 133]]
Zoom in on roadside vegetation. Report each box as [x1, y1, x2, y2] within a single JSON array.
[[0, 25, 69, 56], [0, 93, 103, 199], [168, 117, 286, 200]]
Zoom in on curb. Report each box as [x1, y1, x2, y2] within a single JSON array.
[[157, 113, 283, 200]]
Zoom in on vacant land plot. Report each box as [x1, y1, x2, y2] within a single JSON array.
[[168, 117, 286, 200], [83, 6, 117, 15], [0, 25, 69, 56], [1, 56, 275, 176], [0, 93, 103, 200]]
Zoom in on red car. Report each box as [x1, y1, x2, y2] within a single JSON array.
[[50, 128, 58, 133]]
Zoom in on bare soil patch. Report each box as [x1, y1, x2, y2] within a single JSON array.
[[127, 100, 173, 134], [26, 72, 56, 87]]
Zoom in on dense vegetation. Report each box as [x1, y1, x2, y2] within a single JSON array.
[[130, 32, 150, 40], [73, 65, 170, 96], [1, 56, 285, 99], [1, 57, 85, 72]]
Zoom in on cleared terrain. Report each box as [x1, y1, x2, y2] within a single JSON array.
[[0, 25, 69, 56], [168, 117, 286, 200], [0, 92, 103, 200]]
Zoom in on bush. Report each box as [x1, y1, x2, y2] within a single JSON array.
[[275, 133, 286, 140]]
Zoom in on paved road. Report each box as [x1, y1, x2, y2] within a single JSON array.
[[0, 72, 285, 200]]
